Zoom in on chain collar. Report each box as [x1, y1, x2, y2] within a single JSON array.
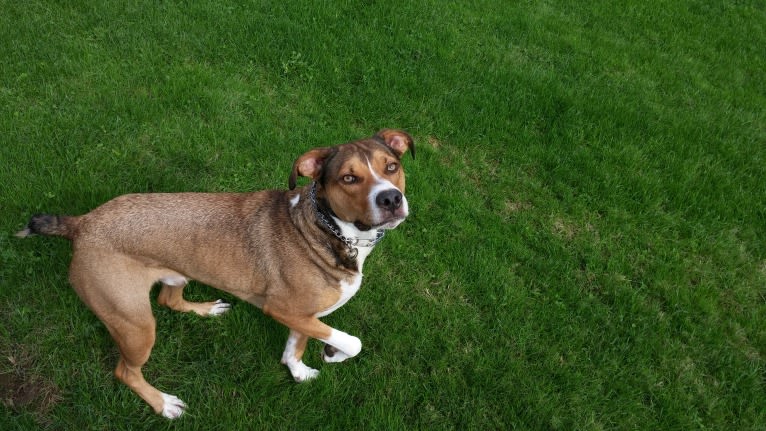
[[309, 181, 385, 258]]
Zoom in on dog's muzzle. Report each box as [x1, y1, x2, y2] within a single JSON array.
[[372, 188, 408, 229], [375, 189, 403, 213]]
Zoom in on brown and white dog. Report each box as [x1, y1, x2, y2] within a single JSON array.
[[16, 129, 414, 418]]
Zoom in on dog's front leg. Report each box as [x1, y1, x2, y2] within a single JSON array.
[[320, 327, 362, 360], [281, 330, 319, 382], [322, 343, 354, 363], [267, 310, 362, 379]]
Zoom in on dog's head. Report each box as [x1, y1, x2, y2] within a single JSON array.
[[289, 129, 415, 230]]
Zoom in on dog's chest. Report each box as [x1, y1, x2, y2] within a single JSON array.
[[315, 274, 362, 317]]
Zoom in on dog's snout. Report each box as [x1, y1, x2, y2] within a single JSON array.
[[375, 189, 403, 212]]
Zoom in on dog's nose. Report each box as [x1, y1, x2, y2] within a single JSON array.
[[375, 189, 403, 212]]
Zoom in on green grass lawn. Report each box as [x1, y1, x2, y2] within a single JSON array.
[[2, 0, 765, 429]]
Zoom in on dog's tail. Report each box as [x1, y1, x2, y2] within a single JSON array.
[[15, 214, 79, 240]]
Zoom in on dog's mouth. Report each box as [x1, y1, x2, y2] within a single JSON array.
[[377, 216, 406, 230], [323, 187, 408, 232], [358, 205, 409, 231], [354, 214, 406, 231]]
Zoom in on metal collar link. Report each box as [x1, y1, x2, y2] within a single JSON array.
[[309, 181, 385, 258]]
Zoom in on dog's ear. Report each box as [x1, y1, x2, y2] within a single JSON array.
[[289, 147, 336, 190], [375, 129, 415, 160]]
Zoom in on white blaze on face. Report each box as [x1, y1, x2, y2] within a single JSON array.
[[366, 160, 408, 228]]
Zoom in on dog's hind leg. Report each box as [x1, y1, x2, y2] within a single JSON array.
[[69, 252, 187, 418], [157, 275, 231, 316], [111, 318, 186, 419]]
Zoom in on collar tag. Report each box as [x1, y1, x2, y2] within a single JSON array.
[[308, 182, 385, 256]]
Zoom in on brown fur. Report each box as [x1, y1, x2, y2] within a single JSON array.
[[16, 130, 414, 417]]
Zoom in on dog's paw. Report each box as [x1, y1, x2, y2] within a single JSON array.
[[286, 360, 320, 382], [322, 331, 362, 363], [322, 343, 353, 363], [207, 299, 231, 316], [160, 393, 186, 419], [321, 334, 361, 363]]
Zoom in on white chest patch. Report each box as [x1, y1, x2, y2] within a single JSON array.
[[316, 274, 363, 317], [290, 194, 300, 208], [332, 216, 379, 271]]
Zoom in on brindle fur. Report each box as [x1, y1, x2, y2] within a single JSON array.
[[16, 129, 414, 417]]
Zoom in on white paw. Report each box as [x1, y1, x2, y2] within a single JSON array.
[[208, 299, 231, 316], [321, 332, 361, 363], [322, 347, 352, 363], [160, 392, 186, 419], [345, 336, 362, 357], [285, 360, 320, 382]]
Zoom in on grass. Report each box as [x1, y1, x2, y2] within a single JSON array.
[[1, 0, 765, 429]]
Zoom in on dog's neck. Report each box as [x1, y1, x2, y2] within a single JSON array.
[[305, 182, 383, 272]]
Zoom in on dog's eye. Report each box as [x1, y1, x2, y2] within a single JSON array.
[[386, 162, 398, 173], [342, 175, 358, 184]]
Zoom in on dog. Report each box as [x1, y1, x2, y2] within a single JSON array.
[[15, 129, 414, 418]]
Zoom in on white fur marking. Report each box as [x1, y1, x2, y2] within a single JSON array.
[[330, 217, 378, 270], [208, 299, 232, 316], [322, 329, 362, 359], [366, 161, 409, 228], [281, 331, 319, 382], [159, 275, 188, 287], [323, 348, 353, 363], [281, 330, 300, 363], [160, 392, 186, 419], [315, 274, 363, 317], [286, 360, 320, 382], [14, 228, 31, 238], [290, 194, 300, 208]]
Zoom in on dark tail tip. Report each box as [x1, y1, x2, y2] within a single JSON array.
[[16, 214, 75, 239]]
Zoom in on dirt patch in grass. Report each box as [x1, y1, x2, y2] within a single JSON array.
[[426, 136, 442, 149], [552, 217, 577, 240], [551, 216, 597, 241], [1, 344, 61, 418], [505, 200, 532, 214]]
